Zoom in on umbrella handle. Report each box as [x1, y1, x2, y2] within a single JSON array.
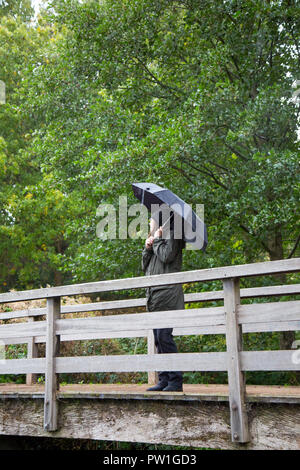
[[161, 213, 176, 237], [161, 214, 172, 229]]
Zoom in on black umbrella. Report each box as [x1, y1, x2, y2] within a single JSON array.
[[132, 182, 207, 251]]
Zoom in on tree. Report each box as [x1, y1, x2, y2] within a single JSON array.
[[0, 3, 73, 289], [0, 0, 33, 22], [43, 0, 300, 265], [3, 1, 299, 310]]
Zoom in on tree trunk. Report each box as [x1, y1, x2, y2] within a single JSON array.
[[54, 269, 62, 287], [267, 231, 295, 350], [53, 237, 67, 287]]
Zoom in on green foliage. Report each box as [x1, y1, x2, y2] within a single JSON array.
[[42, 0, 300, 281], [1, 0, 300, 290], [0, 0, 34, 22], [0, 0, 299, 390]]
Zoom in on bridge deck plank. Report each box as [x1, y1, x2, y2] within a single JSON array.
[[0, 383, 299, 404]]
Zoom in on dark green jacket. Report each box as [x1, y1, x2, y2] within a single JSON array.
[[142, 232, 185, 312]]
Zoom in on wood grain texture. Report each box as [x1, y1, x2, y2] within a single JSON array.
[[0, 396, 299, 449], [55, 307, 225, 336], [1, 383, 300, 404], [55, 352, 228, 373], [147, 330, 158, 385], [241, 350, 300, 371], [0, 358, 45, 374], [1, 320, 299, 347], [0, 320, 47, 340], [224, 278, 249, 443], [239, 300, 300, 324], [0, 350, 298, 375], [26, 317, 38, 386], [1, 283, 300, 321], [44, 297, 60, 432]]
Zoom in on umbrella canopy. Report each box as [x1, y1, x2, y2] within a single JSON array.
[[132, 182, 207, 251]]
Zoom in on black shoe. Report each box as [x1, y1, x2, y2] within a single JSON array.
[[162, 384, 183, 392], [146, 383, 168, 392]]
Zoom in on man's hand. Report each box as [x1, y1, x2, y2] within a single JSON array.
[[154, 226, 162, 238], [145, 236, 154, 250]]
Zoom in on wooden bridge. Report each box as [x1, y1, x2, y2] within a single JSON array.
[[0, 258, 300, 449]]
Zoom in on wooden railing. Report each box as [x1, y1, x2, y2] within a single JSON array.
[[0, 258, 300, 443]]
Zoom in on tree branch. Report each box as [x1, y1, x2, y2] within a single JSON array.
[[224, 143, 249, 161], [182, 159, 229, 190], [287, 233, 300, 259], [239, 223, 270, 253], [133, 56, 182, 98], [169, 163, 195, 184]]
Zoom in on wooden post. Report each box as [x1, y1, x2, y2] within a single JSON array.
[[147, 330, 158, 385], [44, 297, 60, 432], [223, 278, 250, 443], [26, 317, 38, 386]]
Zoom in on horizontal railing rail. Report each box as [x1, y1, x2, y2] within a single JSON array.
[[1, 319, 300, 346], [0, 350, 298, 375], [1, 283, 300, 321], [0, 258, 299, 303], [0, 257, 299, 442], [1, 300, 300, 340]]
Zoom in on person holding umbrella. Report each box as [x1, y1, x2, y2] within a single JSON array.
[[142, 211, 185, 392], [133, 182, 207, 392]]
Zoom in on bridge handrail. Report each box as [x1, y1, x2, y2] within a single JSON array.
[[0, 257, 299, 303], [1, 300, 300, 340], [1, 283, 300, 321]]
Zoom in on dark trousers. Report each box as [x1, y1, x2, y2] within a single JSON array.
[[153, 328, 183, 386]]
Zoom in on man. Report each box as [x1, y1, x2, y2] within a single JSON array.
[[142, 214, 185, 392]]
